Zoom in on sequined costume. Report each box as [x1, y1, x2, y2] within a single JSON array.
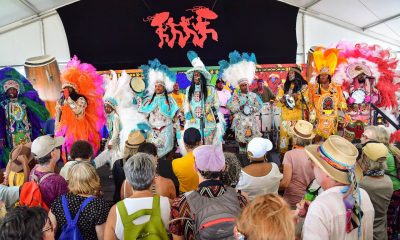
[[219, 51, 263, 151], [276, 69, 309, 152], [308, 48, 347, 139], [227, 90, 263, 144], [181, 51, 224, 150], [309, 82, 347, 138], [138, 59, 180, 158], [0, 67, 49, 166]]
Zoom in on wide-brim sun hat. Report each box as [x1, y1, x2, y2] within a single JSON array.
[[305, 135, 362, 184]]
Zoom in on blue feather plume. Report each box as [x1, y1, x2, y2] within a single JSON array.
[[187, 50, 198, 62]]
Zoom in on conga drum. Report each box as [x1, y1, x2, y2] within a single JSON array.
[[273, 103, 281, 130], [256, 102, 272, 132], [25, 55, 62, 117]]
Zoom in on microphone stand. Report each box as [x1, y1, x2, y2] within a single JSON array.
[[297, 79, 309, 120], [199, 81, 205, 144]]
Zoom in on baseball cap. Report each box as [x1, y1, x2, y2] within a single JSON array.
[[31, 135, 65, 158], [247, 138, 273, 160], [193, 145, 225, 172], [362, 142, 388, 161]]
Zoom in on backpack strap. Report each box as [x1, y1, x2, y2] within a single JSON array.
[[62, 195, 95, 226], [150, 195, 161, 218], [116, 196, 160, 227], [30, 166, 39, 183], [38, 173, 55, 184], [30, 166, 55, 185]]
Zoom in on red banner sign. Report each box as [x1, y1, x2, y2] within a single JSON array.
[[144, 6, 218, 48]]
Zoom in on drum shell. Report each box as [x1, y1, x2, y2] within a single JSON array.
[[24, 55, 61, 101], [256, 103, 272, 132]]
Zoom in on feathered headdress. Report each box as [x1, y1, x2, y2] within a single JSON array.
[[333, 42, 400, 142], [334, 41, 399, 109], [57, 56, 105, 154], [0, 68, 26, 95], [103, 70, 125, 109], [185, 50, 211, 82], [218, 51, 257, 88], [103, 70, 150, 153], [312, 47, 344, 76], [140, 59, 175, 96]]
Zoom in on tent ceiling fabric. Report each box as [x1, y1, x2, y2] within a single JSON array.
[[0, 0, 78, 28], [280, 0, 400, 46]]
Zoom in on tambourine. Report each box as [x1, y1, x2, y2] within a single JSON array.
[[243, 105, 252, 116], [284, 94, 295, 110], [130, 77, 145, 93], [350, 89, 367, 104]]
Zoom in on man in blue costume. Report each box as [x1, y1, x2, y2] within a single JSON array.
[[0, 67, 49, 167], [182, 51, 224, 149], [138, 59, 180, 158], [220, 51, 264, 153]]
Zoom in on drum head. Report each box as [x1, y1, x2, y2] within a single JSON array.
[[351, 89, 366, 104], [285, 95, 295, 109], [24, 55, 55, 67], [130, 77, 145, 93]]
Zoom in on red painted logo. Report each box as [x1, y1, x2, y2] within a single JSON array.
[[144, 6, 218, 48]]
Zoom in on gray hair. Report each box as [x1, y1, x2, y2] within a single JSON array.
[[375, 126, 390, 145], [363, 126, 380, 142], [292, 136, 312, 147], [221, 152, 242, 187], [359, 155, 387, 172], [123, 153, 156, 191]]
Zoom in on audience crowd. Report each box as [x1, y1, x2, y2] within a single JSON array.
[[0, 122, 399, 240]]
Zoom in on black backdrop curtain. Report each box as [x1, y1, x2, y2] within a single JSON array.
[[58, 0, 298, 70]]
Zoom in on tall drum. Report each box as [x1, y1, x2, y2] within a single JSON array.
[[25, 55, 62, 117]]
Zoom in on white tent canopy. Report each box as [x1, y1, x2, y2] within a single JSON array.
[[0, 0, 78, 29], [0, 0, 399, 69]]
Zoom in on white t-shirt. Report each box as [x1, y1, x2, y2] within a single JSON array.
[[115, 196, 170, 240], [303, 186, 374, 240], [236, 163, 283, 201]]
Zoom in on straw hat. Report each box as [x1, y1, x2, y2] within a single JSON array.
[[125, 131, 145, 149], [292, 120, 315, 140], [305, 135, 362, 184], [9, 143, 34, 172]]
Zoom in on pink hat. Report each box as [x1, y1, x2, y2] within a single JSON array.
[[193, 145, 225, 172]]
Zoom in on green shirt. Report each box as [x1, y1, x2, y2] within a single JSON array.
[[386, 152, 400, 191]]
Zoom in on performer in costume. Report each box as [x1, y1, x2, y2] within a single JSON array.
[[276, 67, 309, 152], [221, 51, 264, 153], [0, 67, 49, 167], [266, 73, 281, 96], [55, 56, 105, 157], [182, 51, 224, 147], [308, 48, 347, 139], [215, 78, 232, 138], [95, 70, 149, 168], [252, 78, 275, 103], [138, 59, 180, 158], [333, 41, 399, 142]]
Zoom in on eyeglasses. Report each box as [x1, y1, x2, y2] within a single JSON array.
[[42, 220, 53, 233]]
